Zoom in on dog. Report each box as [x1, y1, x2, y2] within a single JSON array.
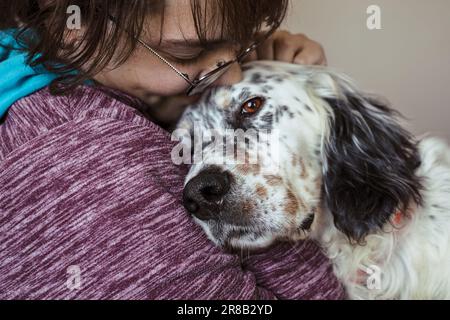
[[174, 60, 450, 299]]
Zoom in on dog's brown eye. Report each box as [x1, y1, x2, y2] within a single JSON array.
[[241, 97, 264, 115]]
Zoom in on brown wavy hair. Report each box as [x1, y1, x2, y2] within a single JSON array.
[[0, 0, 289, 94]]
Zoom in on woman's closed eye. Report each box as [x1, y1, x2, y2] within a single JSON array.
[[160, 48, 205, 65], [162, 41, 241, 66], [171, 52, 205, 66]]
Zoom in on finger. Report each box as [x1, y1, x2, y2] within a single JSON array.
[[273, 32, 305, 63], [293, 41, 326, 66], [256, 36, 275, 61], [308, 53, 327, 66]]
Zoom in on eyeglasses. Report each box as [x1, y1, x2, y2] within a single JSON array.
[[110, 16, 276, 96]]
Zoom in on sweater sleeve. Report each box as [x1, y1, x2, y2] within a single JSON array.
[[0, 86, 344, 300], [241, 241, 346, 300], [0, 116, 274, 299]]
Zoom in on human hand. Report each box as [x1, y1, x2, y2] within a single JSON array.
[[247, 30, 327, 66]]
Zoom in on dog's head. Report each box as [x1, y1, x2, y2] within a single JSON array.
[[175, 61, 422, 249]]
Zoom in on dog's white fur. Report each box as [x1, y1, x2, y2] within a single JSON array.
[[178, 61, 450, 299], [312, 137, 450, 299]]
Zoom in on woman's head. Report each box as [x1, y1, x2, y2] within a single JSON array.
[[2, 0, 288, 98]]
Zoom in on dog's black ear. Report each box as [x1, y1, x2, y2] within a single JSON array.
[[322, 94, 422, 242]]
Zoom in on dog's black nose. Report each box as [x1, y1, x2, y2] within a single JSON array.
[[183, 169, 231, 221]]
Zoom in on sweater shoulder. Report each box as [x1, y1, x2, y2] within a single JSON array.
[[0, 85, 186, 196], [0, 85, 162, 160]]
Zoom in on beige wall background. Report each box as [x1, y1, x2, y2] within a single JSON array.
[[283, 0, 450, 142]]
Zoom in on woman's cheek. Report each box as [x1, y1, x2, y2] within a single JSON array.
[[94, 60, 191, 98]]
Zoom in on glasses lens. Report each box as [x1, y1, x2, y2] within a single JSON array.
[[187, 63, 233, 96], [237, 44, 258, 62], [186, 30, 274, 96]]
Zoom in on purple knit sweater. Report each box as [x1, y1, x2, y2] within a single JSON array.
[[0, 85, 345, 300]]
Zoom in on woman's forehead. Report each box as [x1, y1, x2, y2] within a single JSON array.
[[146, 0, 224, 46]]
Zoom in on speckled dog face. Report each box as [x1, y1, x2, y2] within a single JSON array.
[[176, 61, 326, 249]]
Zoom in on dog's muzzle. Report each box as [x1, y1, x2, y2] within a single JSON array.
[[183, 168, 232, 221]]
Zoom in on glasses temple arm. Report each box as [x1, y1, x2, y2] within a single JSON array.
[[108, 15, 194, 86], [135, 38, 195, 86]]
